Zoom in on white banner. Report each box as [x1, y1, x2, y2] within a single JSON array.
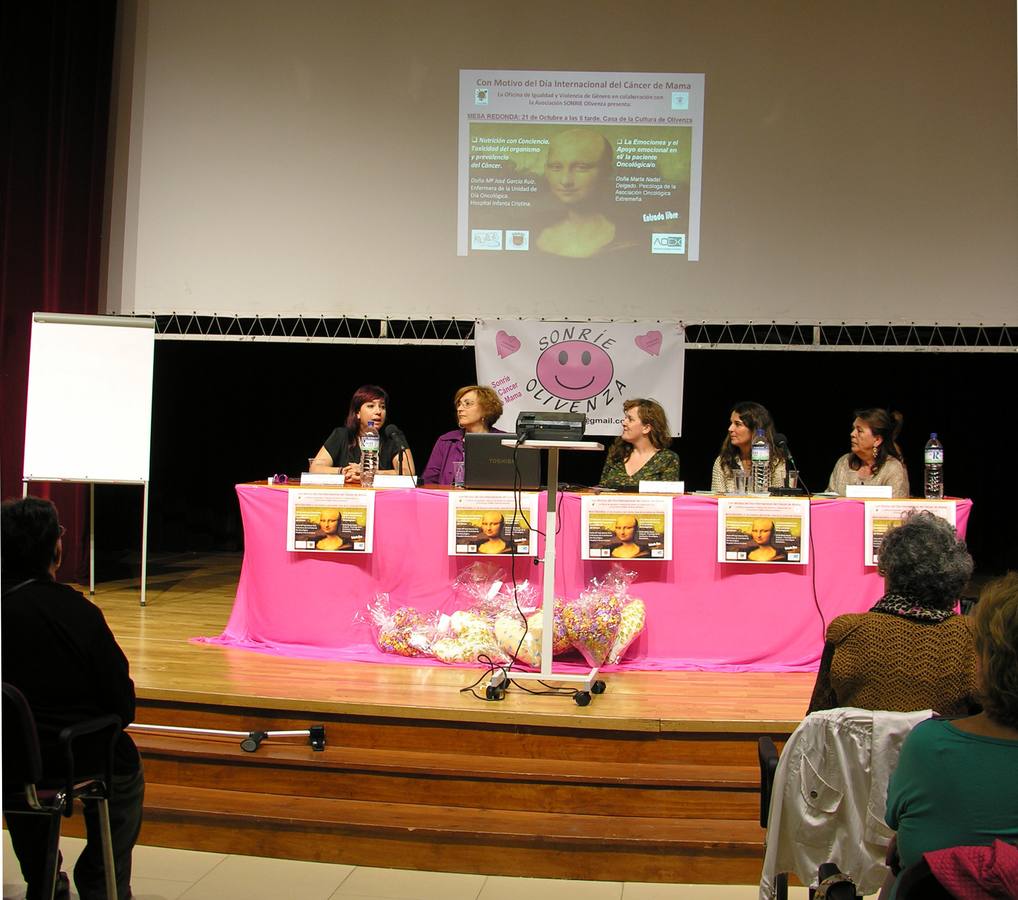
[[475, 319, 684, 436]]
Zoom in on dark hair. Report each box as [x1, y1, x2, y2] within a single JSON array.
[[718, 401, 780, 475], [972, 572, 1018, 728], [850, 408, 904, 472], [877, 511, 972, 608], [344, 385, 389, 450], [607, 398, 672, 463], [1, 496, 61, 579], [454, 385, 503, 429]]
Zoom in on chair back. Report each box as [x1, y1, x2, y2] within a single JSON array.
[[2, 682, 45, 800]]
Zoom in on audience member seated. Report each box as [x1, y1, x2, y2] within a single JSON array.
[[808, 511, 979, 715], [2, 497, 144, 900], [880, 572, 1018, 899]]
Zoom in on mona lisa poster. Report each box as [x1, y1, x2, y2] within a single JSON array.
[[717, 498, 810, 565], [448, 491, 539, 557], [580, 494, 671, 561]]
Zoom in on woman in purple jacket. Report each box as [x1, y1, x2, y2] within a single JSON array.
[[421, 385, 504, 485]]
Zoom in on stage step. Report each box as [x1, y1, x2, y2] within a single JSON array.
[[128, 783, 765, 884], [122, 699, 779, 884], [133, 731, 761, 820]]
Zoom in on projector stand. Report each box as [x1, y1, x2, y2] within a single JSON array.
[[495, 439, 605, 705]]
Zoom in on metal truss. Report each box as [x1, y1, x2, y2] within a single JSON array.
[[149, 314, 1017, 352]]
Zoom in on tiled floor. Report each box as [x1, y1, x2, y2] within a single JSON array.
[[3, 833, 810, 899]]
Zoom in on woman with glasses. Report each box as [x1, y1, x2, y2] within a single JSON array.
[[421, 385, 504, 485]]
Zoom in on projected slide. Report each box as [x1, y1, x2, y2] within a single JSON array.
[[458, 70, 704, 260]]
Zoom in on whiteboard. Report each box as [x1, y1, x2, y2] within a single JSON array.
[[23, 314, 155, 482]]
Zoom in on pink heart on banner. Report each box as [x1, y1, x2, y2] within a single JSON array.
[[635, 330, 663, 356], [496, 330, 521, 358]]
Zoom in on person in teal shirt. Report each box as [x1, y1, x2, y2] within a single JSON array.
[[883, 572, 1018, 898]]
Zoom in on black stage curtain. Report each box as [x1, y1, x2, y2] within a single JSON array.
[[1, 2, 117, 579]]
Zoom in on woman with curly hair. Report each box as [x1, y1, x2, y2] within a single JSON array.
[[808, 511, 979, 715], [827, 407, 909, 497], [710, 401, 786, 493], [882, 572, 1018, 897], [599, 398, 679, 490]]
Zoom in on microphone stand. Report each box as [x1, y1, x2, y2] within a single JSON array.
[[771, 437, 806, 496]]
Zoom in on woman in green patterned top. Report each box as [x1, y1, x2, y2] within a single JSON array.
[[599, 398, 680, 489]]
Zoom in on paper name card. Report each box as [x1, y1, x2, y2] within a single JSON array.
[[639, 480, 684, 494], [300, 473, 345, 485], [373, 474, 417, 489], [846, 484, 892, 499]]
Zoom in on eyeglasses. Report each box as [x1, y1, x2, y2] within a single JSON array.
[[457, 400, 477, 409]]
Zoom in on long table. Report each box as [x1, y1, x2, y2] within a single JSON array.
[[203, 485, 971, 672]]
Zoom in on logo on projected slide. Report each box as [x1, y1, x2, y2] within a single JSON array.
[[505, 230, 529, 251], [671, 91, 689, 110], [474, 88, 489, 105], [471, 229, 503, 251], [651, 233, 686, 255]]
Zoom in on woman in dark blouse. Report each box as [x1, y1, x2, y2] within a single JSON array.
[[599, 398, 680, 490]]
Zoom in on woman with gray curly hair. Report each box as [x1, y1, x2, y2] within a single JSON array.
[[808, 511, 980, 715]]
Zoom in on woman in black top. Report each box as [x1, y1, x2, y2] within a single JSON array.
[[309, 384, 415, 483]]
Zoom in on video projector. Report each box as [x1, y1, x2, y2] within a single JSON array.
[[515, 411, 587, 442]]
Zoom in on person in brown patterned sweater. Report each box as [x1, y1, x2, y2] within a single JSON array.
[[808, 511, 979, 715]]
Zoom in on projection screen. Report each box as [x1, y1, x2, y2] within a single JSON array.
[[103, 0, 1018, 325]]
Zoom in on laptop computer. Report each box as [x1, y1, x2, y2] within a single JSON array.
[[464, 433, 542, 490]]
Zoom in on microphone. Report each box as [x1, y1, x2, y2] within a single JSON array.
[[771, 433, 805, 494], [382, 425, 409, 474], [382, 424, 408, 447], [773, 433, 795, 466]]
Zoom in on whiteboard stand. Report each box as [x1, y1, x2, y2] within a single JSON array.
[[21, 313, 155, 608], [23, 477, 150, 607], [492, 439, 605, 706]]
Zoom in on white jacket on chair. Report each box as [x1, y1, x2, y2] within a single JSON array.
[[759, 707, 931, 899]]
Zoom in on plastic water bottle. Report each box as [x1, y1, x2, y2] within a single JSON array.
[[359, 420, 380, 487], [924, 432, 944, 499], [751, 429, 771, 494]]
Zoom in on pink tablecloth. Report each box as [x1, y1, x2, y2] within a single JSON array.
[[202, 485, 971, 672]]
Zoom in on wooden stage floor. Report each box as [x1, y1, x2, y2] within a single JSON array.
[[86, 552, 815, 734]]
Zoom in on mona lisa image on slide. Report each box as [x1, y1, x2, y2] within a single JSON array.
[[581, 494, 672, 561], [448, 491, 539, 557], [286, 487, 375, 553], [717, 497, 810, 566]]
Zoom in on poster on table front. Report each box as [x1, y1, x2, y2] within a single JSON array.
[[448, 491, 539, 557], [863, 500, 958, 567], [717, 497, 809, 565], [580, 494, 672, 561], [286, 488, 374, 553]]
